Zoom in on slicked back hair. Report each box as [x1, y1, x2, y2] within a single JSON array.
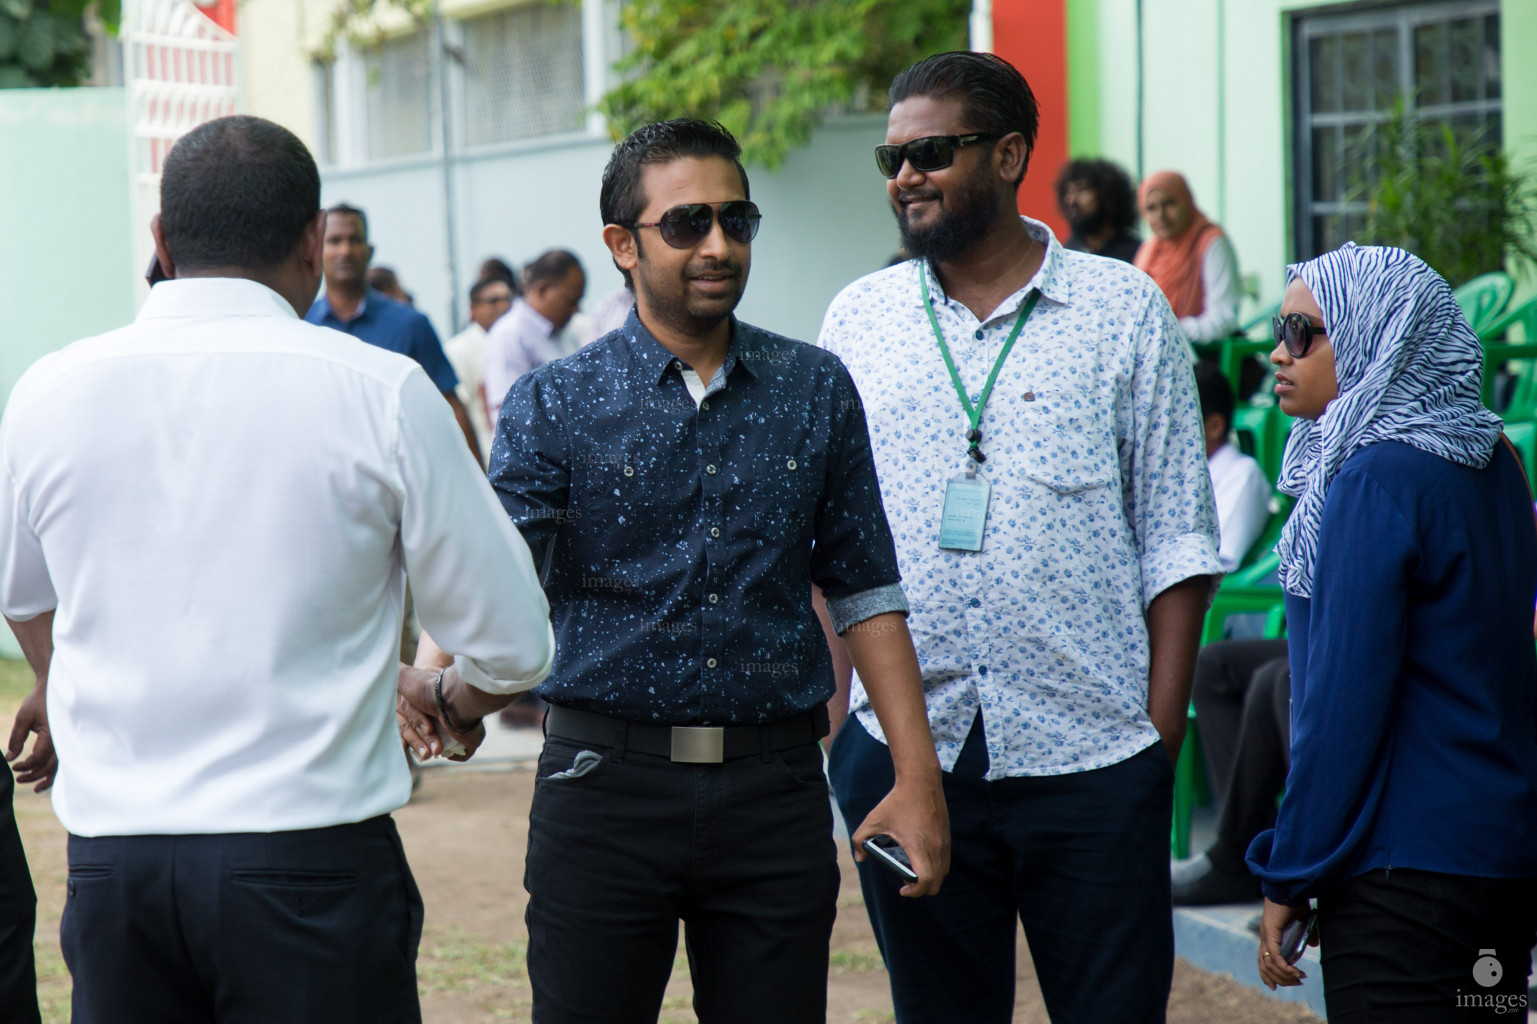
[[888, 52, 1040, 188], [523, 250, 583, 290], [599, 118, 750, 288], [1194, 360, 1235, 435], [159, 115, 320, 272]]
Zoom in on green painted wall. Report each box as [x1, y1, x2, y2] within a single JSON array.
[[0, 88, 137, 407], [1067, 0, 1536, 319]]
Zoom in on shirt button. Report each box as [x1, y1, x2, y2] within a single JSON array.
[[706, 464, 717, 475], [706, 657, 718, 669], [710, 527, 720, 538], [674, 361, 683, 371], [971, 394, 981, 404], [977, 665, 989, 676], [974, 329, 984, 340], [623, 466, 634, 477], [702, 400, 710, 410], [1023, 391, 1036, 402], [786, 459, 797, 470], [968, 597, 981, 608], [708, 593, 719, 604]]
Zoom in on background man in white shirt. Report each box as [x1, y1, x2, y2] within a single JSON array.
[[446, 275, 516, 464], [482, 250, 586, 424], [1194, 362, 1273, 570], [819, 53, 1221, 1023], [0, 115, 554, 1024]]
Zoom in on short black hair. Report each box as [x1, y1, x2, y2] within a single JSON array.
[[469, 276, 512, 303], [1054, 158, 1139, 238], [888, 52, 1039, 188], [599, 118, 751, 288], [523, 250, 583, 289], [326, 203, 368, 242], [367, 266, 401, 293], [479, 256, 519, 293], [1194, 361, 1235, 434], [158, 115, 320, 272]]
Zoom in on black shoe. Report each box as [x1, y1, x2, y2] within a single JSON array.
[[1171, 857, 1261, 906]]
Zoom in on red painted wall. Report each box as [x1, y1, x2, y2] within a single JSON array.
[[993, 0, 1069, 241], [195, 0, 237, 34]]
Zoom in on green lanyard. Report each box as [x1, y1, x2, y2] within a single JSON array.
[[920, 273, 1040, 464]]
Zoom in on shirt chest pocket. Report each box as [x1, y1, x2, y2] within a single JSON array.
[[743, 452, 825, 545], [1014, 388, 1118, 494]]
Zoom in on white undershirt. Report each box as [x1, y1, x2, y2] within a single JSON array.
[[1208, 441, 1273, 570], [1178, 235, 1244, 342]]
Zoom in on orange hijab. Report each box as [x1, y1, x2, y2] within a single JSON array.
[[1134, 171, 1223, 319]]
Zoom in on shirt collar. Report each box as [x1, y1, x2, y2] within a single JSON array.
[[138, 277, 301, 321], [619, 307, 757, 386], [1208, 441, 1240, 475], [918, 214, 1071, 322]]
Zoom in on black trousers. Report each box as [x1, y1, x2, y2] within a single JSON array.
[[523, 733, 840, 1024], [1319, 868, 1537, 1023], [829, 716, 1174, 1024], [1190, 639, 1291, 874], [0, 762, 38, 1024], [62, 815, 424, 1024]]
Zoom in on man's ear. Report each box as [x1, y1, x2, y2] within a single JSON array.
[[150, 214, 177, 280], [602, 223, 639, 277], [298, 210, 326, 276], [995, 132, 1029, 187], [364, 242, 375, 265]]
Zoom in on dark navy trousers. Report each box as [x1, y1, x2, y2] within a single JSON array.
[[0, 762, 38, 1024], [62, 815, 424, 1024], [830, 715, 1174, 1024]]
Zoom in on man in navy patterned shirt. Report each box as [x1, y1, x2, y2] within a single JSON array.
[[472, 119, 950, 1024], [819, 53, 1221, 1023]]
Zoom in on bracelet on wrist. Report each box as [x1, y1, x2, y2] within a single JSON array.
[[433, 667, 482, 735]]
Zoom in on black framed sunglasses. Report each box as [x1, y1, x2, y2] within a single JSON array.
[[630, 201, 762, 249], [874, 133, 998, 179], [1273, 312, 1327, 359]]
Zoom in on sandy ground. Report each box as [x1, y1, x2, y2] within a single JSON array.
[[15, 761, 1319, 1024]]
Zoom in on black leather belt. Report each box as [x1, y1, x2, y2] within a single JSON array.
[[544, 704, 830, 764]]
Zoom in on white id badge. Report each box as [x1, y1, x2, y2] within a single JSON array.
[[938, 473, 991, 552]]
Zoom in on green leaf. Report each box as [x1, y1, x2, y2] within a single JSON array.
[[0, 0, 28, 21], [0, 14, 16, 59], [15, 9, 55, 70], [97, 0, 119, 33], [0, 63, 36, 87]]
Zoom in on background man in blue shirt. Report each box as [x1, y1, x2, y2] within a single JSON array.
[[306, 203, 482, 462], [446, 118, 950, 1024]]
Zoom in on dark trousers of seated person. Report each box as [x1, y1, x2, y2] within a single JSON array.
[[828, 714, 1173, 1024], [0, 762, 39, 1024], [1191, 639, 1290, 874], [62, 815, 424, 1024], [1319, 868, 1537, 1023], [523, 733, 840, 1024]]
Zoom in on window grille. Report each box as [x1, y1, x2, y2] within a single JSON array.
[[461, 1, 585, 148], [1292, 1, 1501, 259], [363, 30, 434, 161]]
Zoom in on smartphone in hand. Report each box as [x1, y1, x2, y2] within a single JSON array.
[[1279, 910, 1318, 965], [862, 834, 918, 885]]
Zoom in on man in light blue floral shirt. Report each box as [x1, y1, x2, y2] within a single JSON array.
[[818, 52, 1221, 1024]]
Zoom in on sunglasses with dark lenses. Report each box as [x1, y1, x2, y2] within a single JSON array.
[[630, 201, 762, 249], [1273, 312, 1327, 359], [874, 133, 998, 179]]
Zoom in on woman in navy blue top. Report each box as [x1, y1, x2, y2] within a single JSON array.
[[1246, 244, 1537, 1021]]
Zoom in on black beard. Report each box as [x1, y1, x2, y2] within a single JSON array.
[[893, 168, 1000, 265], [1066, 204, 1109, 238]]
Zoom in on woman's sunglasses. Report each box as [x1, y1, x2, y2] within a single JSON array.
[[1273, 312, 1327, 359], [630, 201, 762, 249], [874, 134, 998, 179]]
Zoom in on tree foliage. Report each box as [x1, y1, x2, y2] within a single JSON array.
[[1356, 98, 1537, 288], [0, 0, 115, 89], [599, 0, 969, 169]]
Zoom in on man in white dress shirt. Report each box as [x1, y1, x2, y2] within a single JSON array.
[[482, 250, 586, 423], [1194, 362, 1273, 570], [818, 53, 1221, 1023], [0, 116, 554, 1023], [446, 275, 516, 463]]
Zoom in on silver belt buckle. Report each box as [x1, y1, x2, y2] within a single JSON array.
[[670, 726, 724, 763]]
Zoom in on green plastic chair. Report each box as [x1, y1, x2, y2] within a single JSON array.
[[1242, 302, 1281, 339], [1503, 421, 1537, 480], [1482, 339, 1537, 415], [1453, 272, 1515, 337], [1482, 295, 1537, 343], [1233, 405, 1296, 486]]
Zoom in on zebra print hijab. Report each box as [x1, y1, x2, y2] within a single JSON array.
[[1276, 243, 1503, 598]]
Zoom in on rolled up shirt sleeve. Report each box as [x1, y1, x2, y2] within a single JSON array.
[[395, 368, 554, 693], [1125, 293, 1224, 605], [0, 388, 57, 622]]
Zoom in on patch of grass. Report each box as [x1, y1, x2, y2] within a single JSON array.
[[830, 949, 884, 974], [35, 944, 69, 1024], [855, 1010, 895, 1023], [0, 657, 34, 717], [416, 926, 529, 995]]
